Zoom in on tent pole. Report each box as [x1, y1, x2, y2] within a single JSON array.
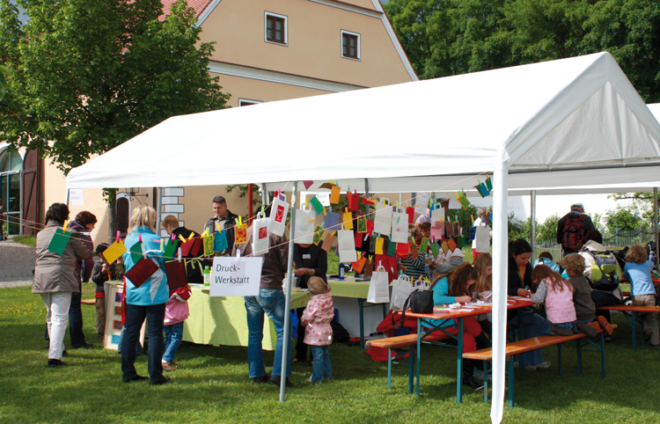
[[654, 187, 658, 270], [156, 188, 162, 237], [280, 181, 297, 402], [490, 159, 509, 424], [530, 190, 536, 260], [364, 179, 370, 214], [260, 183, 270, 205]]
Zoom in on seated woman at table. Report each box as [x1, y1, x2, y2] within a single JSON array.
[[293, 242, 328, 363], [430, 264, 490, 389], [473, 253, 492, 337], [507, 239, 549, 371]]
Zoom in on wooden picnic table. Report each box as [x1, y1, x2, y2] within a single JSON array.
[[598, 305, 660, 348], [395, 297, 533, 403]]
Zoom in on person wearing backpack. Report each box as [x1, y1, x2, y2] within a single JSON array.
[[557, 202, 595, 256], [578, 230, 622, 342]]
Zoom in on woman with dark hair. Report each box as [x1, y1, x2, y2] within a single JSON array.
[[66, 211, 97, 349], [507, 239, 549, 371], [33, 203, 90, 367], [292, 242, 327, 363]]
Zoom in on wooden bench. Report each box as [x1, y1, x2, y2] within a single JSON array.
[[463, 325, 617, 407], [367, 332, 451, 393], [599, 305, 660, 348], [81, 299, 96, 306]]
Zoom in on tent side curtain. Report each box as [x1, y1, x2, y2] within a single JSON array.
[[66, 52, 660, 191]]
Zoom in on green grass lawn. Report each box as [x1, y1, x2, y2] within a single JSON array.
[[2, 285, 660, 424], [10, 235, 37, 247]]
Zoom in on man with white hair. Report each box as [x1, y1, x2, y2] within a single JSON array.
[[556, 202, 595, 256]]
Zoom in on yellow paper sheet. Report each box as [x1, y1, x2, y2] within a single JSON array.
[[103, 240, 127, 265], [342, 211, 353, 230], [375, 237, 384, 255]]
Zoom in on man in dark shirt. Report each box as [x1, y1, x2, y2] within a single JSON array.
[[556, 202, 595, 256], [203, 196, 239, 256], [232, 206, 292, 388]]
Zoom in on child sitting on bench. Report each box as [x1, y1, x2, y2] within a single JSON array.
[[531, 264, 597, 337], [561, 254, 614, 336]]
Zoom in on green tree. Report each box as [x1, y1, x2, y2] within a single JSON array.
[[604, 203, 651, 232], [0, 0, 230, 236]]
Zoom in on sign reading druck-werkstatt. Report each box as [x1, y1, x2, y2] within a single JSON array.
[[210, 256, 263, 297]]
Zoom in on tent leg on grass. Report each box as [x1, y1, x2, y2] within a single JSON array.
[[280, 181, 297, 402], [491, 158, 509, 424]]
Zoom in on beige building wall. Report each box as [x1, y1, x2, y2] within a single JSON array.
[[216, 73, 330, 107], [200, 0, 414, 88]]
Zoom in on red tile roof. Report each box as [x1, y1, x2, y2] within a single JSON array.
[[161, 0, 214, 19]]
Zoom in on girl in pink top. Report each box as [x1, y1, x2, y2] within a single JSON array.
[[301, 277, 334, 383], [530, 265, 579, 337], [162, 286, 191, 371]]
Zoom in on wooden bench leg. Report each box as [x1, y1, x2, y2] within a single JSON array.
[[600, 332, 606, 378], [388, 348, 392, 389], [409, 347, 415, 394], [576, 338, 583, 375], [483, 360, 489, 403], [558, 343, 563, 376], [631, 311, 637, 349], [507, 357, 515, 408]]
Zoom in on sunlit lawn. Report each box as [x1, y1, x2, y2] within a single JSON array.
[[1, 282, 659, 423]]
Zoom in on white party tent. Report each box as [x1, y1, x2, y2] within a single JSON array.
[[67, 52, 660, 423]]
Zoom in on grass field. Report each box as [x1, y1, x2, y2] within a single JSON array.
[[2, 283, 659, 424]]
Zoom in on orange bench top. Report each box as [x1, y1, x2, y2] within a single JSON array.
[[366, 332, 450, 349], [462, 325, 617, 361], [599, 305, 660, 313], [81, 299, 96, 306]]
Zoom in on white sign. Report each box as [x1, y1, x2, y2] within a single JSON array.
[[210, 256, 263, 297], [69, 189, 84, 206], [316, 192, 331, 207]]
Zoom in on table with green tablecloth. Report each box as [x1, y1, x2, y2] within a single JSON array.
[[182, 285, 309, 350], [327, 278, 389, 348], [182, 278, 386, 350]]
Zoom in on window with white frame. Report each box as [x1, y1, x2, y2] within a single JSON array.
[[341, 30, 360, 60], [265, 12, 287, 46]]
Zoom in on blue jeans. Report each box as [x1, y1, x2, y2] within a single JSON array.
[[508, 310, 544, 366], [162, 322, 184, 364], [310, 345, 332, 382], [121, 303, 165, 384], [117, 326, 144, 355], [244, 289, 291, 379], [69, 282, 87, 348], [538, 320, 576, 336]]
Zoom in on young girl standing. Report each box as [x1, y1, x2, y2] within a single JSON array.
[[162, 285, 191, 371], [301, 277, 334, 382], [624, 245, 659, 347]]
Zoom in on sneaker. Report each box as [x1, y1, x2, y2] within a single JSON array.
[[270, 375, 294, 388], [523, 364, 537, 372], [151, 376, 171, 386], [549, 325, 573, 336], [252, 375, 270, 384], [48, 359, 66, 368], [162, 362, 176, 372], [536, 361, 552, 369]]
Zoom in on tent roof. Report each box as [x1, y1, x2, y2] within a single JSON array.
[[66, 52, 660, 190]]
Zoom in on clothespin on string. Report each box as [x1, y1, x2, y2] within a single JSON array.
[[116, 231, 121, 243], [177, 247, 182, 263], [62, 220, 69, 233]]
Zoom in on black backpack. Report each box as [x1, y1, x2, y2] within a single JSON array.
[[330, 321, 350, 344], [586, 251, 620, 292]]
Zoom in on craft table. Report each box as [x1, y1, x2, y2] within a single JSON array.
[[327, 277, 388, 348], [598, 304, 660, 348], [398, 298, 533, 403], [182, 285, 310, 350]]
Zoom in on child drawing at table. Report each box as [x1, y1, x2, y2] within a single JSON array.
[[560, 254, 615, 336], [430, 264, 490, 389], [301, 277, 334, 382], [531, 264, 597, 337], [624, 245, 659, 347]]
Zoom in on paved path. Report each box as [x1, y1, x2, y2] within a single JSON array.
[[0, 240, 36, 284]]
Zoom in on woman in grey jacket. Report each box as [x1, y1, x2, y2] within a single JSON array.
[[33, 203, 90, 367]]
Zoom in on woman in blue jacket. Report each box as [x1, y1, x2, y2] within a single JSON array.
[[121, 206, 170, 385]]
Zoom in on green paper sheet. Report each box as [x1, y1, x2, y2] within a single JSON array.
[[47, 228, 71, 256], [130, 242, 143, 264]]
